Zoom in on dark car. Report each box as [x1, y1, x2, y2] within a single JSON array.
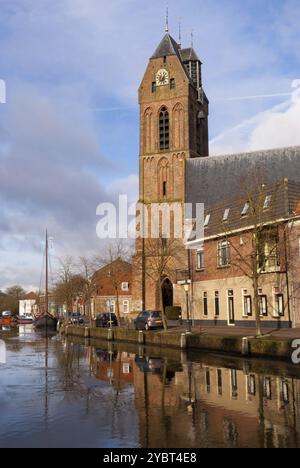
[[135, 355, 164, 374], [96, 313, 118, 328], [70, 312, 84, 324], [134, 311, 163, 331]]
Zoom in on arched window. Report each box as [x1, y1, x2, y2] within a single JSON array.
[[173, 103, 184, 150], [159, 107, 169, 150], [158, 157, 169, 199], [144, 108, 153, 153]]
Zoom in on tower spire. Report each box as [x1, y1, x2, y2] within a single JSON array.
[[191, 29, 194, 48], [165, 6, 169, 33]]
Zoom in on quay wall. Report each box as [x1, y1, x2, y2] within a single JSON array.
[[61, 325, 296, 361]]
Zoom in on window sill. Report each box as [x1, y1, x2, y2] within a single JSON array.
[[195, 268, 205, 272], [217, 265, 231, 269]]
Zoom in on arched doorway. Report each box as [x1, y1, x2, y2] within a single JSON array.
[[162, 278, 173, 310]]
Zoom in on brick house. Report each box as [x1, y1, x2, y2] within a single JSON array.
[[187, 179, 300, 328], [91, 259, 133, 319]]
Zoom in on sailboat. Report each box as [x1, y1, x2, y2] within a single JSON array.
[[34, 231, 58, 330]]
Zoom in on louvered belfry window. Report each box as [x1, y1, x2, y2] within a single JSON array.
[[159, 107, 169, 150]]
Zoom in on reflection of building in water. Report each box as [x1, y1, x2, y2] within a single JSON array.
[[133, 356, 300, 448], [179, 363, 300, 448], [90, 348, 135, 388]]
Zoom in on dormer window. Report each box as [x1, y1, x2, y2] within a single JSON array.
[[241, 202, 249, 216], [204, 214, 210, 227], [223, 208, 230, 222], [263, 195, 272, 210]]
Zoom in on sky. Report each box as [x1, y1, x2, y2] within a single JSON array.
[[1, 0, 300, 290]]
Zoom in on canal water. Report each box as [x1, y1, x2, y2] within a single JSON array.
[[0, 325, 300, 448]]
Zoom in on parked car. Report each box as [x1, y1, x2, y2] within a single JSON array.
[[96, 312, 118, 328], [70, 312, 84, 324], [134, 311, 163, 331], [135, 355, 164, 374]]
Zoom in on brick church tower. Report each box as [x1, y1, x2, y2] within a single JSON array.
[[132, 29, 209, 313]]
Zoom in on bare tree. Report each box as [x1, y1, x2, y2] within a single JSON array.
[[76, 256, 100, 325], [220, 178, 286, 336], [52, 257, 84, 320], [96, 240, 133, 327], [136, 236, 184, 330]]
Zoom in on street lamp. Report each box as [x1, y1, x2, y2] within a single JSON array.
[[183, 281, 192, 334]]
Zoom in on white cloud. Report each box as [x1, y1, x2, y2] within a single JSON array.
[[210, 81, 300, 155]]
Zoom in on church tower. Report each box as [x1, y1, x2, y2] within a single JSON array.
[[132, 29, 209, 312]]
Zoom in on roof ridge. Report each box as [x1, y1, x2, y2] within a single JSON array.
[[187, 145, 300, 165]]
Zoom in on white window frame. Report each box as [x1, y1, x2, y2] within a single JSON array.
[[263, 195, 272, 210], [273, 288, 284, 317], [196, 249, 204, 270], [121, 282, 129, 291], [223, 208, 230, 222], [218, 240, 231, 267], [242, 289, 252, 317], [123, 300, 129, 314], [227, 289, 235, 326], [110, 300, 116, 314], [259, 294, 268, 317], [241, 202, 249, 216], [204, 214, 211, 227]]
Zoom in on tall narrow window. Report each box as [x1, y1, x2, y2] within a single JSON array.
[[217, 369, 222, 395], [231, 369, 238, 399], [218, 240, 231, 267], [259, 295, 268, 316], [163, 181, 167, 197], [215, 291, 220, 317], [243, 292, 252, 317], [159, 107, 169, 150], [196, 250, 204, 270], [203, 292, 208, 317]]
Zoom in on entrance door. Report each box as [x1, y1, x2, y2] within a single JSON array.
[[162, 278, 173, 310], [228, 290, 235, 325]]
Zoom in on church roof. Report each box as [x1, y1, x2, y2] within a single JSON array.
[[198, 179, 300, 240], [151, 33, 181, 59], [179, 47, 201, 63], [185, 146, 300, 209]]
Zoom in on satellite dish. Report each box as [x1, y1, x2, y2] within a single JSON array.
[[0, 79, 6, 104], [0, 339, 6, 364]]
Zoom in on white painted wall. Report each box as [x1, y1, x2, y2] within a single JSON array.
[[19, 299, 36, 317]]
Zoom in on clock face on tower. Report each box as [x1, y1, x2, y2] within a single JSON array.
[[156, 69, 169, 87]]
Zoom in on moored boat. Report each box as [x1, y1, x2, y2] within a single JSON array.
[[33, 231, 58, 331], [18, 315, 34, 324], [0, 311, 16, 325], [34, 314, 57, 329]]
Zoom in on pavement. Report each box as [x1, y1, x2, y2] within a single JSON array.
[[168, 324, 300, 341]]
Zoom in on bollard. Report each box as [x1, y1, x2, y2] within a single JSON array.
[[84, 327, 90, 339], [107, 328, 114, 341], [180, 333, 187, 350], [138, 330, 144, 344], [242, 337, 249, 356]]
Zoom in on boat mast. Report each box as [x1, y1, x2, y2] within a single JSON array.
[[45, 230, 49, 315]]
